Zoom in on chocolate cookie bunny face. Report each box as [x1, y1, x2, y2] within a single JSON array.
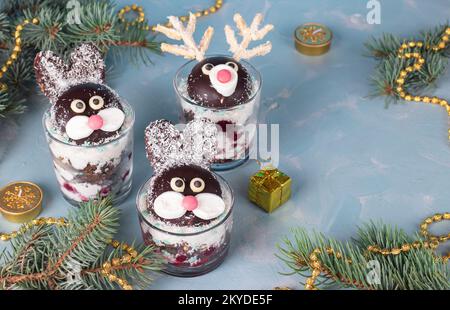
[[150, 165, 224, 225], [34, 43, 125, 145], [145, 119, 225, 224], [54, 83, 124, 144]]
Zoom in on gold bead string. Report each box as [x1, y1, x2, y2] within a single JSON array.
[[304, 212, 450, 290], [117, 4, 145, 27], [0, 18, 39, 92], [368, 212, 450, 262], [305, 247, 361, 290], [117, 0, 224, 32], [0, 217, 67, 241], [101, 239, 139, 291], [1, 217, 139, 290], [395, 27, 450, 140]]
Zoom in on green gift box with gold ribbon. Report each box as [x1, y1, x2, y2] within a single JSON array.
[[248, 168, 291, 213]]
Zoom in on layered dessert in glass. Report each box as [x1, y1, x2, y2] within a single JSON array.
[[174, 56, 261, 170], [35, 44, 134, 205], [137, 119, 234, 276], [155, 12, 273, 170], [137, 168, 233, 276], [42, 98, 134, 205]]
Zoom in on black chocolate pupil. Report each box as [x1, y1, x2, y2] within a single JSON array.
[[194, 181, 202, 188], [175, 180, 183, 187], [76, 102, 84, 109], [93, 99, 100, 105]]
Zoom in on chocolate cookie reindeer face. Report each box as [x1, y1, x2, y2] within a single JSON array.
[[145, 119, 225, 225], [155, 12, 273, 108], [187, 56, 252, 108], [34, 44, 125, 145]]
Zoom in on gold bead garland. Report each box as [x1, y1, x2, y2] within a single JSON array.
[[395, 27, 450, 140], [117, 4, 145, 27], [117, 0, 224, 32], [1, 216, 140, 290], [101, 239, 140, 291], [0, 217, 67, 241], [303, 212, 450, 290], [0, 18, 39, 92], [369, 213, 450, 261]]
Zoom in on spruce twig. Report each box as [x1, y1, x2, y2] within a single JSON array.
[[366, 24, 450, 106], [0, 0, 160, 118], [278, 222, 449, 290], [0, 197, 163, 290]]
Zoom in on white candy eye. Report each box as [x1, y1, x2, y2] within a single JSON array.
[[89, 96, 104, 110], [190, 178, 205, 193], [226, 62, 238, 72], [170, 177, 185, 192], [70, 100, 86, 113], [202, 63, 214, 75]]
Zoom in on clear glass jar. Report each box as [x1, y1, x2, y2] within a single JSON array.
[[136, 173, 234, 277], [42, 103, 134, 206], [174, 55, 262, 171]]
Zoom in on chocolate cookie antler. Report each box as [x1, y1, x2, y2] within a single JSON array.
[[155, 13, 214, 61], [225, 13, 274, 61]]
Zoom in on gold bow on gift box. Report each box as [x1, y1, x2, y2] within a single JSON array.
[[248, 168, 292, 213]]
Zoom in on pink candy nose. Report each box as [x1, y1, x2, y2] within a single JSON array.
[[217, 69, 232, 83], [182, 196, 198, 211], [88, 115, 104, 130]]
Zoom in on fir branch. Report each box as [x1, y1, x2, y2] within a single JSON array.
[[79, 244, 161, 290], [0, 13, 10, 44], [366, 24, 450, 106], [64, 1, 119, 49], [0, 0, 160, 118], [0, 197, 163, 290], [278, 222, 449, 290], [364, 33, 401, 59]]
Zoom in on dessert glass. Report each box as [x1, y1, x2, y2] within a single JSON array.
[[136, 173, 234, 277], [174, 55, 262, 171], [42, 102, 134, 206]]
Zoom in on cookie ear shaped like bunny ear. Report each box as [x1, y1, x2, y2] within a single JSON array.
[[145, 120, 183, 171], [145, 119, 218, 173], [34, 43, 106, 104], [67, 43, 105, 84], [183, 119, 218, 166], [34, 50, 69, 103]]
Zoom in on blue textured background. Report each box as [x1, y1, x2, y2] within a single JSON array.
[[1, 0, 450, 289]]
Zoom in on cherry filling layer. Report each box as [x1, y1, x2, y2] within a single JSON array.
[[141, 228, 231, 268], [182, 111, 250, 164]]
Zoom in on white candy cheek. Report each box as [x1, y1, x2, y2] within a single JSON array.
[[98, 107, 125, 132], [209, 65, 238, 97], [193, 193, 226, 220], [65, 115, 93, 140], [153, 191, 186, 220]]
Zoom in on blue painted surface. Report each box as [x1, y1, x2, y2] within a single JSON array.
[[1, 0, 450, 289]]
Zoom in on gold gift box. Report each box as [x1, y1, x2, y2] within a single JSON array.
[[248, 168, 291, 213]]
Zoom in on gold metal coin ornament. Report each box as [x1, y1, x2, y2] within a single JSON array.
[[0, 181, 43, 223], [294, 23, 333, 56]]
